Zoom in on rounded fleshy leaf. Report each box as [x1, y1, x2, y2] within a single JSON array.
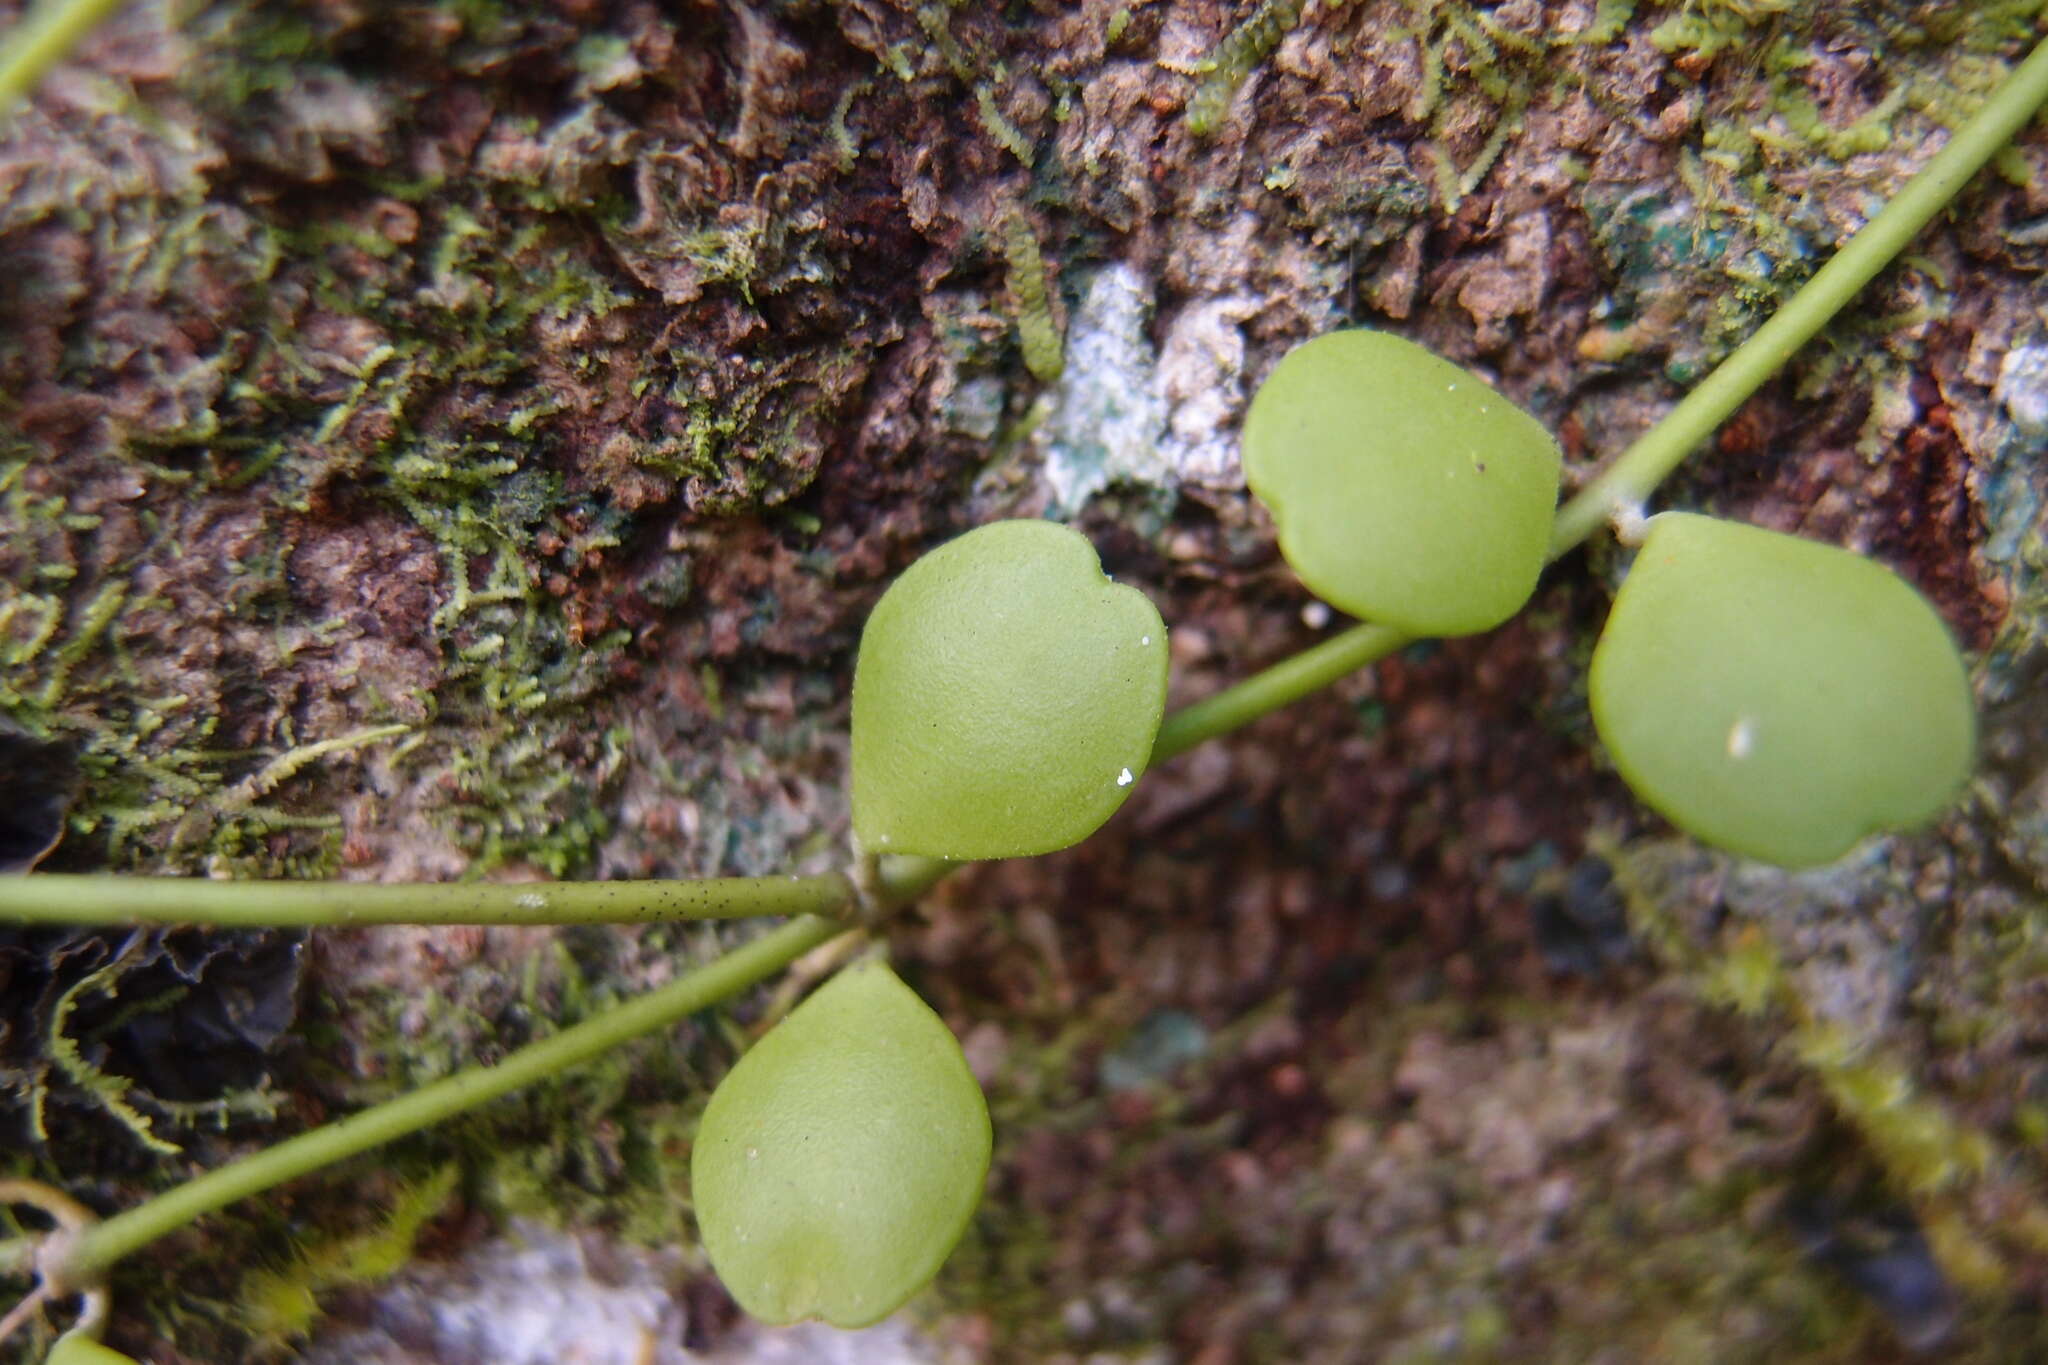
[[1590, 513, 1976, 868], [851, 519, 1168, 859], [692, 960, 991, 1328], [47, 1337, 140, 1365], [1242, 329, 1562, 636]]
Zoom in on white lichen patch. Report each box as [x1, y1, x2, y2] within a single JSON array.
[[1039, 264, 1169, 513], [1153, 292, 1260, 487], [1997, 343, 2048, 438], [1984, 339, 2048, 575], [1037, 263, 1258, 513], [944, 375, 1008, 441], [302, 1222, 951, 1364], [302, 1223, 683, 1365]]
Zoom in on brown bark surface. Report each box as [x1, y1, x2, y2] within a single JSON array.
[[4, 1, 2048, 1360]]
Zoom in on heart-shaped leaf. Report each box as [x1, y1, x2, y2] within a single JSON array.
[[1590, 513, 1975, 868], [851, 519, 1168, 859], [1242, 329, 1562, 636], [692, 960, 992, 1328]]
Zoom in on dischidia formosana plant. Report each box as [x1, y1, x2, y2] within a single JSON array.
[[1, 14, 2046, 1363]]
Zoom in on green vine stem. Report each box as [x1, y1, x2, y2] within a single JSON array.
[[0, 872, 860, 928], [1151, 622, 1411, 762], [12, 25, 2047, 1299], [1548, 32, 2048, 556], [52, 852, 950, 1282], [0, 0, 129, 110], [61, 914, 846, 1279]]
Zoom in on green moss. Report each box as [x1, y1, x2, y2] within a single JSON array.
[[1607, 838, 2040, 1295], [235, 1165, 458, 1350], [36, 958, 180, 1155], [282, 926, 779, 1277], [1578, 0, 1639, 44], [975, 82, 1035, 166], [1797, 1025, 1995, 1198], [913, 3, 974, 82], [632, 343, 869, 514], [1356, 1, 1557, 217], [999, 214, 1064, 385], [1570, 2, 2046, 390], [1650, 0, 1806, 63], [0, 445, 355, 875], [1185, 0, 1305, 138]]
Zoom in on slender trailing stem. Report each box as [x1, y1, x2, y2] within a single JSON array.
[[62, 914, 847, 1278], [1151, 622, 1411, 763], [1549, 33, 2048, 557], [17, 34, 2037, 934], [0, 861, 946, 932], [0, 0, 129, 110], [0, 1178, 108, 1345], [0, 1179, 99, 1249], [0, 1282, 52, 1348], [52, 854, 952, 1280], [0, 872, 859, 929]]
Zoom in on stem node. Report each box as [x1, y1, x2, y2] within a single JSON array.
[[0, 1179, 110, 1348]]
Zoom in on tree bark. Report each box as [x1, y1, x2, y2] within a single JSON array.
[[3, 0, 2047, 1359]]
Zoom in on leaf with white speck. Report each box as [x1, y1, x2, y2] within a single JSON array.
[[1589, 514, 1975, 868], [851, 520, 1168, 859]]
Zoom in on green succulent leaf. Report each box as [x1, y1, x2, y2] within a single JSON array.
[[1589, 513, 1976, 868], [851, 519, 1169, 860], [691, 959, 992, 1328], [46, 1336, 141, 1365], [1242, 329, 1562, 636]]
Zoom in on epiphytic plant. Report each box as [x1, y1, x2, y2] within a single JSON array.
[[691, 959, 991, 1329], [1240, 329, 1563, 637], [1588, 513, 1977, 869], [850, 519, 1168, 861], [1, 8, 2045, 1363], [1242, 332, 1975, 867]]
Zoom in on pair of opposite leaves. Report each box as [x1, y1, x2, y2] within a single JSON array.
[[695, 523, 1170, 1329], [1240, 329, 1974, 870], [698, 329, 1978, 1332]]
